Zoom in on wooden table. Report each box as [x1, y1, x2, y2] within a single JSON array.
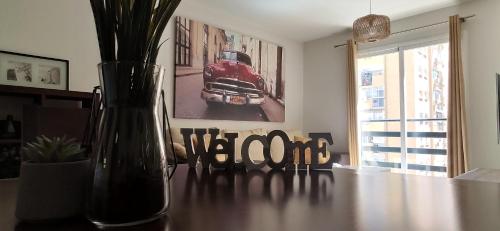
[[1, 165, 500, 231]]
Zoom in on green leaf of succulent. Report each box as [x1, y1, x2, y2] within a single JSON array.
[[22, 135, 86, 163]]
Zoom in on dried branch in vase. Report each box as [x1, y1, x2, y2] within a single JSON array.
[[89, 0, 181, 64]]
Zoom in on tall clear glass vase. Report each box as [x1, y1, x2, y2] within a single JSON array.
[[86, 62, 174, 228]]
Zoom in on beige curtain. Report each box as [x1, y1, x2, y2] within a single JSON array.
[[347, 39, 359, 167], [448, 15, 468, 178]]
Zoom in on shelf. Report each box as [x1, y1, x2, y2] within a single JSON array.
[[0, 84, 92, 98], [0, 84, 95, 108], [0, 139, 22, 145]]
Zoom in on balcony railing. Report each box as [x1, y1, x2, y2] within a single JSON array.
[[360, 118, 447, 173]]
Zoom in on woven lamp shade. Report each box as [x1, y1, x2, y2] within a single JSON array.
[[353, 14, 391, 43]]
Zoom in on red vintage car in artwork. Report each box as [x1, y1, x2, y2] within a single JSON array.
[[201, 50, 265, 106]]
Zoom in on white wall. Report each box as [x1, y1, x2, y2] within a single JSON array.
[[303, 32, 351, 153], [303, 0, 500, 169], [0, 0, 100, 92], [0, 0, 303, 131]]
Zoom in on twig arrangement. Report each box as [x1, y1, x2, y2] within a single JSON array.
[[86, 1, 181, 224], [86, 0, 181, 173], [90, 0, 181, 63]]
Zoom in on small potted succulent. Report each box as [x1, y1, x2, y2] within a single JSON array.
[[15, 135, 89, 222]]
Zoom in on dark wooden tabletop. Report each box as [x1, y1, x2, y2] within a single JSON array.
[[2, 165, 500, 231]]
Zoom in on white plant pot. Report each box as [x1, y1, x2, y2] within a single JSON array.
[[15, 159, 90, 221]]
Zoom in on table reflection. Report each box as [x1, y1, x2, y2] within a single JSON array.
[[15, 215, 173, 231], [179, 167, 335, 206], [10, 165, 498, 231]]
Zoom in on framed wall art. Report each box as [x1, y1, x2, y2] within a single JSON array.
[[173, 16, 285, 122], [0, 50, 69, 91]]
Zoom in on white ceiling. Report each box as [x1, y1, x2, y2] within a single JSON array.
[[183, 0, 472, 42]]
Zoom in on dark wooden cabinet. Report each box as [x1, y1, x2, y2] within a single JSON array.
[[0, 85, 94, 178], [0, 85, 94, 107], [22, 106, 90, 143]]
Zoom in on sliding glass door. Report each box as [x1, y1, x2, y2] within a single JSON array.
[[357, 42, 449, 177], [358, 51, 403, 170]]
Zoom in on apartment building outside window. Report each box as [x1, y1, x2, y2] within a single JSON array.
[[357, 41, 449, 177]]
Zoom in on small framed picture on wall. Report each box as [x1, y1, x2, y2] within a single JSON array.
[[0, 50, 68, 90]]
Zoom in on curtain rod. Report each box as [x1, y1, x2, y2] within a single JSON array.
[[333, 14, 475, 48]]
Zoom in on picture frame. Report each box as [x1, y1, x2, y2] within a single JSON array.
[[0, 50, 69, 90], [173, 16, 285, 122]]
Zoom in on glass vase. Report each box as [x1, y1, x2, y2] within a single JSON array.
[[86, 62, 175, 228]]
